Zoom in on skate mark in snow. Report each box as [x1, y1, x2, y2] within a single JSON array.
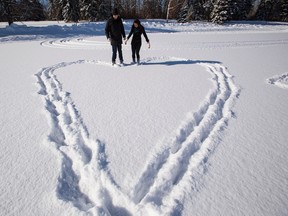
[[40, 37, 110, 50], [35, 57, 240, 215], [267, 72, 288, 89], [179, 39, 288, 49], [40, 37, 288, 50]]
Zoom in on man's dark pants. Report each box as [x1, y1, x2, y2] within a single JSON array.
[[112, 43, 123, 63]]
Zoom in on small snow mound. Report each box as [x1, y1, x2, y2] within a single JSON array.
[[267, 73, 288, 89]]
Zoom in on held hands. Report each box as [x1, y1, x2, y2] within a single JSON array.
[[123, 39, 150, 48]]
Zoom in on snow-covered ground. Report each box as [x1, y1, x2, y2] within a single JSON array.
[[0, 20, 288, 216]]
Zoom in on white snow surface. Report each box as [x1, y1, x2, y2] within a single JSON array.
[[1, 20, 288, 216]]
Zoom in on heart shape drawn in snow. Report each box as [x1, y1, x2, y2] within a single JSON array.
[[35, 56, 239, 215]]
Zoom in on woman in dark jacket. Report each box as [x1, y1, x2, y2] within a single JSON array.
[[125, 19, 150, 64]]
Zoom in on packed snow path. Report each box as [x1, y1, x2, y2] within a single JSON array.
[[35, 56, 239, 215]]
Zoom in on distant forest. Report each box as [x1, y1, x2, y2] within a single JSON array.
[[1, 0, 288, 25]]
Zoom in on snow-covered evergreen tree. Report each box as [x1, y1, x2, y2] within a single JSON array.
[[143, 0, 159, 18], [62, 0, 80, 22], [210, 0, 231, 24], [202, 0, 214, 20], [77, 0, 110, 21], [0, 0, 15, 24], [48, 0, 64, 20], [113, 0, 124, 16], [17, 0, 46, 21], [255, 0, 275, 20], [1, 0, 46, 23], [0, 1, 4, 20], [79, 0, 98, 20], [0, 0, 6, 22], [97, 1, 110, 20], [177, 1, 189, 22], [31, 0, 46, 21], [231, 0, 252, 20], [190, 0, 204, 20], [177, 0, 206, 22], [280, 0, 288, 21]]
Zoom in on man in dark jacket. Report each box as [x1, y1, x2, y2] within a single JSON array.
[[105, 8, 126, 65]]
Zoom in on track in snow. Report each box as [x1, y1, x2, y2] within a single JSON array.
[[267, 72, 288, 89], [41, 37, 110, 50], [40, 36, 288, 50], [35, 57, 240, 215], [174, 39, 288, 50]]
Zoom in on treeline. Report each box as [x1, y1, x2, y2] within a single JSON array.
[[0, 0, 170, 24], [0, 0, 46, 25], [1, 0, 288, 25], [178, 0, 288, 24]]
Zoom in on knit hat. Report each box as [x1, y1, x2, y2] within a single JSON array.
[[134, 19, 140, 25], [112, 8, 119, 15]]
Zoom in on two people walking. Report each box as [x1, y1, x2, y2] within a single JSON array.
[[105, 8, 150, 65]]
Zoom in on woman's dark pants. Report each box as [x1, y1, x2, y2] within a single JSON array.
[[132, 42, 141, 63]]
